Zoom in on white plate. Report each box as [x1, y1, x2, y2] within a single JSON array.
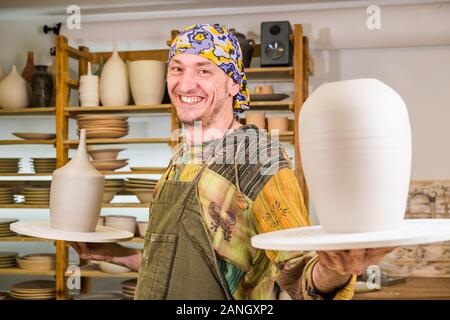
[[251, 219, 450, 251], [10, 221, 134, 243]]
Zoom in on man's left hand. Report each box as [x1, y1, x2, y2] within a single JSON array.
[[312, 247, 396, 294]]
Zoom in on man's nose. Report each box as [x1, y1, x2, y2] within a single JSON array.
[[177, 72, 197, 93]]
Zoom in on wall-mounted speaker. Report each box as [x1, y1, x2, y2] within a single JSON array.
[[260, 21, 293, 67]]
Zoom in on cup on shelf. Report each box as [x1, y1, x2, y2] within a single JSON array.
[[267, 116, 289, 134], [254, 84, 274, 95], [245, 111, 266, 129]]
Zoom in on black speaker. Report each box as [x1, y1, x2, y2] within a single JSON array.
[[260, 21, 293, 67]]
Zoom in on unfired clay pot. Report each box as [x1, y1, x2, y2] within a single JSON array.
[[79, 62, 99, 107], [50, 129, 105, 232], [99, 46, 129, 106], [128, 60, 166, 105], [299, 79, 411, 234], [246, 111, 266, 129], [0, 65, 30, 109], [267, 116, 289, 133]]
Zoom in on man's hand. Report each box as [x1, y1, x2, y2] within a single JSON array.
[[312, 247, 395, 294], [68, 242, 142, 272]]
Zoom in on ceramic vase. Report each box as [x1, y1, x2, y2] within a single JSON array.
[[21, 51, 35, 83], [99, 45, 129, 106], [128, 60, 166, 105], [50, 129, 105, 232], [299, 79, 411, 234], [31, 65, 53, 107], [79, 62, 100, 107], [246, 111, 266, 129], [0, 65, 30, 109]]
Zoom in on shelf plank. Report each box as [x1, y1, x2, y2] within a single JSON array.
[[0, 267, 56, 276], [65, 138, 172, 145], [0, 140, 55, 145], [0, 107, 55, 116], [0, 204, 49, 208], [65, 265, 138, 278], [0, 235, 52, 242], [102, 168, 166, 175], [246, 67, 294, 80], [103, 203, 149, 208], [66, 104, 172, 114], [0, 173, 52, 177], [249, 101, 293, 110]]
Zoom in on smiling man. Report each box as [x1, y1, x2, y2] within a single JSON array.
[[70, 24, 393, 300]]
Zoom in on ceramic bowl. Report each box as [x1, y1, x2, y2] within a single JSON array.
[[267, 116, 289, 133], [97, 261, 131, 273], [16, 257, 55, 271], [104, 215, 136, 234], [127, 189, 153, 204], [88, 148, 126, 161], [97, 216, 105, 226], [137, 221, 148, 237], [102, 188, 120, 203]]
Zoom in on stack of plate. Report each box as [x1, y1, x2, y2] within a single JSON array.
[[72, 292, 124, 300], [121, 279, 137, 299], [0, 188, 15, 205], [0, 252, 18, 268], [125, 178, 157, 204], [9, 280, 56, 300], [16, 253, 56, 271], [0, 158, 21, 173], [76, 114, 129, 139], [0, 218, 18, 237], [31, 158, 56, 173], [22, 187, 50, 205], [0, 292, 7, 300], [103, 179, 124, 203], [91, 159, 129, 172]]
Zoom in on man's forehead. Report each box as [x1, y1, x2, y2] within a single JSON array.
[[169, 54, 215, 67]]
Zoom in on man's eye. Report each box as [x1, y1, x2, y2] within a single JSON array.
[[171, 67, 182, 72], [198, 69, 210, 74]]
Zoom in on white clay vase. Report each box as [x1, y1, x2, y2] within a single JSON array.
[[79, 62, 99, 107], [99, 44, 129, 106], [299, 79, 412, 234], [50, 129, 105, 232], [0, 65, 30, 109], [128, 60, 166, 105]]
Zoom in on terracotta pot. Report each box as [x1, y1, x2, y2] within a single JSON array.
[[21, 51, 34, 83], [99, 46, 129, 106], [245, 111, 266, 129], [254, 85, 274, 95], [79, 62, 99, 107], [0, 65, 30, 109], [31, 65, 53, 107], [267, 116, 289, 133], [299, 79, 411, 233], [128, 60, 166, 105], [50, 129, 105, 232]]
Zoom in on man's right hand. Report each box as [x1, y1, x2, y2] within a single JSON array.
[[68, 242, 142, 272]]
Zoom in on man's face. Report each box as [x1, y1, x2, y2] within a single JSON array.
[[167, 54, 239, 126]]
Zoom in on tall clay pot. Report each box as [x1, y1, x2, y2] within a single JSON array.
[[31, 65, 53, 107], [128, 60, 166, 105], [50, 129, 105, 232], [299, 79, 411, 234], [22, 51, 35, 83], [99, 44, 129, 106], [0, 65, 30, 109]]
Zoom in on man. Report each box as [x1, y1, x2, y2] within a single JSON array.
[[70, 24, 393, 300]]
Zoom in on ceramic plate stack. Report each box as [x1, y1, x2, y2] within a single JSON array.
[[22, 186, 50, 205], [125, 178, 157, 204], [9, 280, 56, 300], [0, 218, 18, 237], [76, 114, 129, 139], [0, 252, 18, 268], [91, 159, 128, 172], [0, 292, 8, 300], [31, 158, 56, 173], [121, 279, 137, 299], [0, 158, 21, 174], [72, 292, 124, 300], [0, 188, 16, 205], [16, 253, 56, 271], [103, 179, 124, 203]]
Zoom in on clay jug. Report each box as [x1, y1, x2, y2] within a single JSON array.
[[0, 65, 30, 109], [22, 51, 35, 83], [50, 129, 105, 232], [299, 79, 411, 234], [99, 43, 129, 106]]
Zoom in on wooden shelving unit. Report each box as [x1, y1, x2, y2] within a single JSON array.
[[64, 264, 138, 278], [0, 24, 312, 300], [0, 267, 56, 276]]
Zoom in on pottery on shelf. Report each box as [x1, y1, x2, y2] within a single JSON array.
[[267, 116, 289, 133], [31, 65, 53, 107], [128, 60, 166, 105], [50, 129, 105, 232], [99, 44, 129, 106], [246, 111, 266, 129], [0, 65, 30, 109], [299, 78, 411, 234], [21, 51, 35, 83], [79, 62, 99, 107]]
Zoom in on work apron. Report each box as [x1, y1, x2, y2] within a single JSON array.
[[134, 143, 233, 300]]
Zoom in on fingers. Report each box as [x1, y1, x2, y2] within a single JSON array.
[[316, 250, 348, 275]]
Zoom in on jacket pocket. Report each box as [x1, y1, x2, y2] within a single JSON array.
[[135, 233, 178, 299]]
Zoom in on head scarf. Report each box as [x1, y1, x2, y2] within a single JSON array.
[[168, 24, 250, 114]]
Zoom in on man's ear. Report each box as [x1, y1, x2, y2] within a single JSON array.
[[228, 80, 240, 97]]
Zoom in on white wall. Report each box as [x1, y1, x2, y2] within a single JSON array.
[[0, 1, 449, 291]]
